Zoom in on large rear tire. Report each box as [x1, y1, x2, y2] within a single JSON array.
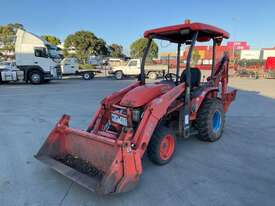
[[148, 126, 176, 165], [195, 98, 225, 142]]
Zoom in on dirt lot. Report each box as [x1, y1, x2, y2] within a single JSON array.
[[0, 77, 275, 206]]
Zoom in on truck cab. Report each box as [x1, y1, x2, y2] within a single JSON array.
[[15, 29, 61, 84], [124, 59, 141, 75], [61, 57, 79, 75]]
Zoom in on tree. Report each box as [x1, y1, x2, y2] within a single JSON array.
[[9, 23, 24, 30], [94, 38, 110, 56], [130, 38, 158, 59], [41, 35, 61, 46], [109, 44, 124, 58], [238, 59, 264, 67], [64, 31, 109, 64], [191, 49, 201, 65], [0, 23, 24, 57]]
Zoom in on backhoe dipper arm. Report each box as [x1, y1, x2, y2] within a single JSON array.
[[211, 54, 237, 112]]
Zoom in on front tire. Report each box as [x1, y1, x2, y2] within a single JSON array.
[[148, 126, 176, 165], [114, 71, 123, 80], [195, 98, 225, 142], [148, 72, 158, 80], [29, 71, 43, 84]]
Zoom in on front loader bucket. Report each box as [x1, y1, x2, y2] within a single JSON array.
[[35, 115, 142, 195]]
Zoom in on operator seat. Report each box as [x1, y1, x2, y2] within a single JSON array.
[[180, 67, 201, 87], [180, 67, 202, 98]]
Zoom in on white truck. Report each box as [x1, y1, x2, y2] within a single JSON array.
[[14, 29, 61, 84], [60, 57, 101, 80], [108, 58, 168, 80]]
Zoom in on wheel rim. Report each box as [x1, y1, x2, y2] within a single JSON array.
[[84, 73, 90, 79], [32, 74, 40, 83], [159, 134, 175, 160], [116, 72, 122, 79], [212, 111, 222, 133], [149, 73, 156, 79]]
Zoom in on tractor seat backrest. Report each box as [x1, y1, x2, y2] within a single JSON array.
[[180, 67, 201, 88]]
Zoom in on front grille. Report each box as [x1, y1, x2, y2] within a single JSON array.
[[55, 65, 62, 76]]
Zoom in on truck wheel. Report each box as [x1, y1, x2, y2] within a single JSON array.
[[148, 126, 176, 165], [148, 72, 158, 80], [195, 98, 225, 142], [115, 71, 123, 80], [83, 72, 94, 80], [29, 71, 43, 84], [44, 79, 51, 83]]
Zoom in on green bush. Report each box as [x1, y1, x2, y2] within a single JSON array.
[[79, 64, 96, 70], [238, 59, 264, 67]]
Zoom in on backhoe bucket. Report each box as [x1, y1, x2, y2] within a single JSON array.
[[35, 115, 142, 195]]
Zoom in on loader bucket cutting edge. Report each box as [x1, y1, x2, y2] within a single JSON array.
[[35, 115, 141, 195]]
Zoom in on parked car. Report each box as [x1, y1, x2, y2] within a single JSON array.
[[60, 57, 101, 80], [108, 59, 168, 80]]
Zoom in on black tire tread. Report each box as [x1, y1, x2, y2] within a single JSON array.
[[83, 72, 93, 80], [195, 98, 225, 142], [148, 126, 176, 165], [29, 70, 43, 84]]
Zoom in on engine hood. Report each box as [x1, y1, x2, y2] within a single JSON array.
[[120, 83, 172, 107]]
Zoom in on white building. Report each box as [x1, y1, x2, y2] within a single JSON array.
[[240, 49, 261, 60], [261, 49, 275, 60]]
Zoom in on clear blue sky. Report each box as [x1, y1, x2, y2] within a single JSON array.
[[0, 0, 274, 54]]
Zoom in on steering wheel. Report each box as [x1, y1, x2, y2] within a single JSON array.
[[164, 73, 180, 82]]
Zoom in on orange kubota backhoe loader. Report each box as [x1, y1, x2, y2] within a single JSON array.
[[35, 21, 237, 195]]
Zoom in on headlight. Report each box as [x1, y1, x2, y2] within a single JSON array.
[[132, 109, 142, 122]]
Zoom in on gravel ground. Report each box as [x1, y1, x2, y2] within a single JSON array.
[[0, 77, 275, 206]]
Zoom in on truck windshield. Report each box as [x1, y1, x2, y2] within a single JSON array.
[[46, 45, 60, 59]]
